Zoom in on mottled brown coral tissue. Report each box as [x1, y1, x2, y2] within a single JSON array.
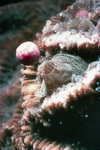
[[0, 0, 100, 150]]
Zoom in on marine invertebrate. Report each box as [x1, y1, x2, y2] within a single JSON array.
[[12, 0, 100, 149], [20, 61, 100, 149], [0, 0, 62, 149], [0, 0, 100, 149]]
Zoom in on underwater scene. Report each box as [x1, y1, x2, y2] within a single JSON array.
[[0, 0, 100, 149]]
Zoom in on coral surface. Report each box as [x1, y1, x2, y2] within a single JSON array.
[[0, 0, 63, 149], [0, 0, 100, 150]]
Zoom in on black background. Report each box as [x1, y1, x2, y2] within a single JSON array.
[[0, 0, 25, 6]]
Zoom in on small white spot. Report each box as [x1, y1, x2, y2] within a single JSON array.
[[77, 141, 81, 145], [70, 105, 75, 109], [48, 119, 51, 122], [85, 114, 88, 118], [72, 143, 75, 147], [95, 87, 100, 93], [59, 12, 64, 16], [59, 121, 63, 125], [37, 129, 40, 132]]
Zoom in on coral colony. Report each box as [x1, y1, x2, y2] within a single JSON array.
[[0, 0, 100, 149], [0, 1, 61, 149]]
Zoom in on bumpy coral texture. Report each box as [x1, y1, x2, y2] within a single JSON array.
[[0, 0, 63, 149], [0, 0, 100, 149], [15, 0, 100, 150], [35, 0, 99, 58]]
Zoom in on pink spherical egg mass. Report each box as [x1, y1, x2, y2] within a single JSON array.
[[16, 41, 40, 65]]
